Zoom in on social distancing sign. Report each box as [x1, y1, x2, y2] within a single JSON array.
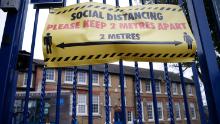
[[43, 2, 196, 67]]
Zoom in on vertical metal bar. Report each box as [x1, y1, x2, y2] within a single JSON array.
[[56, 68, 62, 124], [39, 68, 46, 123], [191, 63, 207, 124], [23, 8, 40, 124], [129, 0, 132, 6], [104, 64, 110, 124], [88, 65, 93, 124], [134, 62, 143, 124], [0, 1, 28, 122], [164, 63, 175, 124], [77, 0, 80, 4], [103, 0, 106, 4], [186, 0, 220, 123], [72, 67, 78, 124], [115, 0, 119, 7], [178, 63, 191, 124], [119, 60, 126, 124], [149, 62, 159, 124]]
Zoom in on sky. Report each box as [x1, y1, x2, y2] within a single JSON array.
[[0, 0, 206, 104]]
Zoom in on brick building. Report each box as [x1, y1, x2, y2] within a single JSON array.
[[14, 59, 200, 124]]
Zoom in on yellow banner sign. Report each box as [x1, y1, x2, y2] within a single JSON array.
[[43, 2, 196, 67]]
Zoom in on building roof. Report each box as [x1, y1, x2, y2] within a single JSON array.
[[34, 59, 193, 84]]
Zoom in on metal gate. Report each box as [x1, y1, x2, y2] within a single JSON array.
[[0, 0, 220, 124]]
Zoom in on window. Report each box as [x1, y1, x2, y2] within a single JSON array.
[[175, 102, 181, 120], [23, 73, 33, 87], [155, 81, 161, 94], [172, 83, 178, 95], [118, 77, 127, 88], [188, 85, 193, 96], [65, 69, 74, 84], [147, 102, 154, 121], [92, 73, 99, 86], [93, 95, 99, 115], [78, 72, 87, 85], [70, 95, 73, 115], [127, 111, 133, 123], [135, 81, 143, 94], [164, 85, 167, 94], [190, 103, 196, 120], [182, 103, 186, 119], [46, 69, 55, 82], [77, 94, 87, 115], [105, 111, 112, 124], [157, 102, 164, 120], [180, 84, 183, 95], [146, 81, 152, 93], [141, 102, 144, 121], [166, 102, 170, 120], [103, 74, 112, 86]]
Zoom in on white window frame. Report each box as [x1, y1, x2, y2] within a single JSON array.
[[141, 102, 145, 122], [77, 94, 87, 116], [69, 94, 73, 115], [155, 81, 161, 94], [105, 111, 112, 124], [180, 84, 183, 95], [182, 103, 187, 120], [147, 102, 154, 122], [118, 77, 127, 88], [157, 102, 164, 120], [46, 69, 55, 82], [92, 73, 99, 86], [92, 95, 100, 115], [23, 73, 33, 87], [78, 72, 87, 85], [188, 85, 193, 96], [127, 111, 133, 123], [166, 102, 170, 120], [64, 69, 74, 84], [190, 103, 196, 120], [172, 83, 178, 95], [174, 102, 181, 120], [135, 81, 143, 94], [103, 74, 112, 87], [146, 81, 152, 93]]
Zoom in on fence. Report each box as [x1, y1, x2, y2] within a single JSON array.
[[0, 0, 220, 124]]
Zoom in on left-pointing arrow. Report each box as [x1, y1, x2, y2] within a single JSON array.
[[56, 40, 182, 49]]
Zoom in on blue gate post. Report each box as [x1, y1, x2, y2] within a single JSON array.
[[104, 64, 110, 124], [88, 65, 93, 124], [164, 63, 175, 124], [186, 0, 220, 123], [149, 62, 159, 124], [134, 62, 143, 124], [191, 63, 207, 124], [72, 67, 78, 124], [39, 67, 46, 124], [39, 68, 47, 123], [178, 63, 191, 124], [56, 68, 62, 124], [119, 60, 126, 124], [23, 8, 40, 124], [0, 0, 29, 123]]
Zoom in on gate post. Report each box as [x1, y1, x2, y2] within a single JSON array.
[[186, 0, 220, 123], [0, 0, 29, 123]]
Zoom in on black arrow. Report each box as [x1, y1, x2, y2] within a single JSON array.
[[56, 40, 182, 49]]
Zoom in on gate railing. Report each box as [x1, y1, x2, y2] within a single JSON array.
[[0, 0, 220, 124]]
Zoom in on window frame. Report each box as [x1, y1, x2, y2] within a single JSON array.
[[77, 94, 87, 116], [174, 102, 181, 120], [127, 111, 133, 123], [64, 69, 74, 84], [188, 85, 193, 96], [46, 69, 55, 82], [147, 102, 154, 122], [172, 83, 178, 95], [155, 81, 161, 94], [190, 103, 196, 120], [157, 102, 164, 120], [92, 95, 100, 115], [23, 72, 33, 87], [118, 77, 127, 88], [78, 71, 87, 85], [146, 80, 152, 93], [92, 73, 99, 86]]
